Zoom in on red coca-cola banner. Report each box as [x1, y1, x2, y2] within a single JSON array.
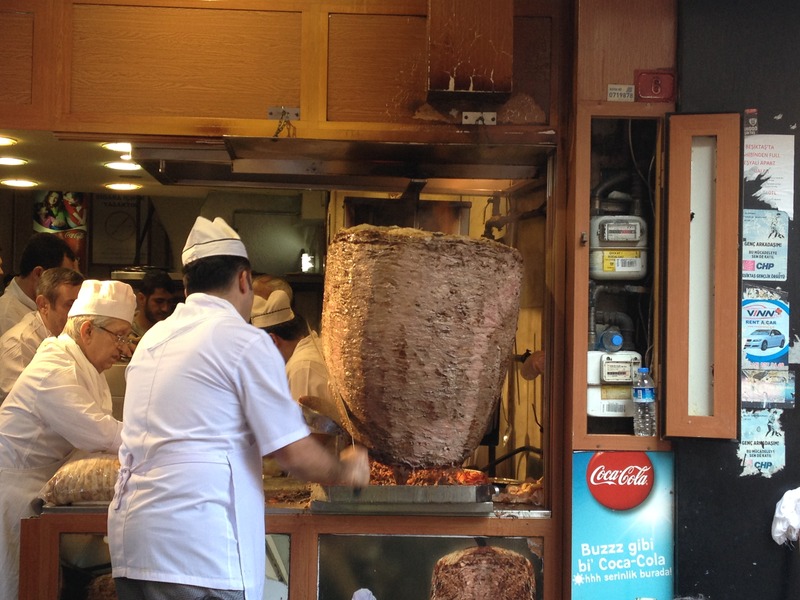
[[586, 451, 654, 510]]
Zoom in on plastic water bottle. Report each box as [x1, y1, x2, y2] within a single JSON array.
[[632, 367, 657, 436], [597, 327, 624, 352]]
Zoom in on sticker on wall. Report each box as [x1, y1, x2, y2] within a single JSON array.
[[742, 209, 788, 281], [741, 289, 789, 366], [741, 369, 795, 409], [738, 409, 786, 477], [743, 134, 795, 219], [744, 108, 759, 136], [571, 451, 674, 600]]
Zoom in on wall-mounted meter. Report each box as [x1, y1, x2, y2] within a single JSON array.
[[587, 350, 642, 417], [589, 215, 648, 280]]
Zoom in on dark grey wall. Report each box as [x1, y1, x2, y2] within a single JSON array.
[[677, 2, 800, 599]]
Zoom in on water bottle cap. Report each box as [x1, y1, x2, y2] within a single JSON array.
[[638, 367, 649, 373], [611, 333, 623, 346]]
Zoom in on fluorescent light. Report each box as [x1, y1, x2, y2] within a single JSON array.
[[105, 161, 141, 171], [105, 182, 142, 191], [0, 137, 18, 147], [0, 157, 27, 166], [103, 142, 132, 153], [1, 178, 37, 187]]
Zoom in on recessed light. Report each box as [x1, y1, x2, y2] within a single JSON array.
[[105, 161, 141, 171], [105, 182, 142, 191], [1, 178, 37, 188], [0, 137, 18, 147], [103, 142, 132, 153], [0, 157, 27, 166]]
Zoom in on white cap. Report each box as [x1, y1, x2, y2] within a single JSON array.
[[68, 280, 136, 324], [181, 216, 248, 266], [251, 290, 295, 328]]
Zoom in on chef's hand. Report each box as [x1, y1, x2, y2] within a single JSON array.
[[520, 350, 545, 380], [337, 445, 370, 488]]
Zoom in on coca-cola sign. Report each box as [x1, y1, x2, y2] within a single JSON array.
[[586, 451, 654, 510]]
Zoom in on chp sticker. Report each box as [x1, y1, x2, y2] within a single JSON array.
[[586, 451, 654, 510]]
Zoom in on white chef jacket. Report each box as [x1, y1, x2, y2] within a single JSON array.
[[0, 310, 49, 404], [286, 332, 331, 403], [0, 279, 36, 337], [0, 334, 122, 600], [108, 293, 309, 599]]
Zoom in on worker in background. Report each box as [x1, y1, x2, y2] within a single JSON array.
[[129, 269, 175, 340], [251, 290, 332, 407], [0, 267, 84, 404], [252, 290, 344, 462], [108, 216, 368, 600], [0, 279, 135, 600], [0, 233, 78, 336]]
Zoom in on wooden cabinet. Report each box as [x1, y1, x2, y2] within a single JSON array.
[[0, 0, 57, 130], [0, 0, 565, 142], [568, 102, 673, 451], [567, 0, 677, 451]]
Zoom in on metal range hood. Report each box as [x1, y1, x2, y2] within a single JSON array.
[[133, 136, 554, 195]]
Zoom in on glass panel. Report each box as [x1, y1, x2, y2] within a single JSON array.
[[688, 136, 717, 416], [58, 533, 292, 598], [59, 533, 111, 597], [266, 533, 291, 599], [318, 534, 544, 600]]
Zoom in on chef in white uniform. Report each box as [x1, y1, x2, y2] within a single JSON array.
[[251, 290, 331, 403], [0, 232, 77, 336], [0, 278, 135, 600], [0, 267, 84, 404], [109, 216, 369, 600]]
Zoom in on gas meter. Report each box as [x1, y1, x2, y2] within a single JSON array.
[[589, 215, 648, 280], [587, 350, 642, 417]]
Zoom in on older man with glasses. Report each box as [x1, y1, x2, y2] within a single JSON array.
[[0, 279, 135, 600]]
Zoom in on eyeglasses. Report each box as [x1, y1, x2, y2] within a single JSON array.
[[95, 324, 130, 346]]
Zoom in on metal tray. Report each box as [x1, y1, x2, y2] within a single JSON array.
[[316, 484, 496, 504], [310, 484, 497, 514]]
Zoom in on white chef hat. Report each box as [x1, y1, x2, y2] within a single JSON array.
[[251, 290, 295, 328], [181, 216, 248, 266], [68, 279, 136, 324]]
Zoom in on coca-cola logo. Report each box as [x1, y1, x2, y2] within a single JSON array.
[[586, 451, 654, 510]]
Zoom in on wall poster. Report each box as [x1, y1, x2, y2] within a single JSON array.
[[740, 132, 796, 477], [738, 409, 786, 478], [32, 191, 88, 269]]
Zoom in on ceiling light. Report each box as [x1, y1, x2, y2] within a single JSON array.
[[103, 142, 132, 153], [0, 157, 27, 166], [1, 178, 37, 188], [105, 161, 141, 171], [0, 137, 18, 147], [105, 182, 142, 191], [120, 153, 132, 160]]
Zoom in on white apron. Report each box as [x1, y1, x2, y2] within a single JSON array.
[[111, 443, 265, 599]]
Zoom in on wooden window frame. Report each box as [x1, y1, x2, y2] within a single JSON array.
[[664, 113, 741, 439]]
